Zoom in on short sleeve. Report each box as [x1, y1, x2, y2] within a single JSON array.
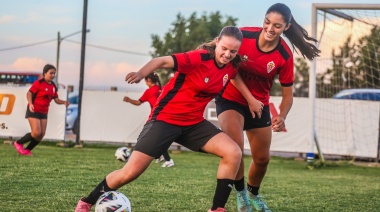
[[172, 50, 202, 74], [139, 89, 151, 103], [29, 80, 40, 94], [279, 56, 294, 87]]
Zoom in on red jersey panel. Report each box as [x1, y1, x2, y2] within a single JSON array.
[[29, 79, 58, 114], [148, 49, 237, 126], [220, 27, 294, 106], [139, 85, 160, 108]]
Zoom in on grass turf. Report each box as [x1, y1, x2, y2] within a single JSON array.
[[1, 141, 379, 211]]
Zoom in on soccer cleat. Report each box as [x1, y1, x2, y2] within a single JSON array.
[[249, 194, 271, 212], [14, 141, 25, 155], [75, 198, 92, 212], [23, 149, 33, 156], [155, 155, 165, 163], [236, 189, 252, 212], [161, 159, 174, 167], [208, 208, 227, 212]]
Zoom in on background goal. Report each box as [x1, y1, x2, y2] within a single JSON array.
[[310, 4, 380, 160]]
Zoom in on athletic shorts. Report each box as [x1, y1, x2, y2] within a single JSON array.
[[215, 96, 271, 130], [25, 106, 48, 119], [134, 120, 222, 158]]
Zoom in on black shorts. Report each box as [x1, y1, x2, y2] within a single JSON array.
[[134, 120, 222, 158], [215, 96, 271, 130], [25, 106, 48, 119]]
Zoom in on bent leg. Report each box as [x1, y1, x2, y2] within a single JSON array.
[[246, 126, 272, 187], [106, 151, 153, 188], [28, 118, 42, 140], [217, 109, 245, 180], [82, 151, 153, 205], [201, 132, 242, 179]]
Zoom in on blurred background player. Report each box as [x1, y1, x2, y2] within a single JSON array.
[[13, 64, 69, 156], [123, 73, 174, 167], [216, 3, 320, 212]]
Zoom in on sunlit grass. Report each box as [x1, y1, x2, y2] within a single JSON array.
[[1, 141, 379, 211]]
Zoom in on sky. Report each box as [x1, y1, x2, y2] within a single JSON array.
[[0, 0, 378, 91]]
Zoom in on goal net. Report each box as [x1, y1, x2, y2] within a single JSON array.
[[311, 4, 380, 159]]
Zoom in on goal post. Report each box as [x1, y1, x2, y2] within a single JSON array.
[[310, 4, 380, 163]]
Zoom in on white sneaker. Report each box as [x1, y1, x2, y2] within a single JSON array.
[[155, 155, 165, 163], [161, 159, 174, 167]]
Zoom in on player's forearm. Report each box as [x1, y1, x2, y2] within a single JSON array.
[[138, 56, 174, 78], [26, 91, 33, 105], [127, 99, 142, 106], [231, 73, 257, 103], [278, 94, 293, 120]]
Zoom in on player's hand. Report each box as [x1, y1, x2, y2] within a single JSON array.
[[123, 96, 130, 102], [247, 98, 264, 119], [64, 101, 70, 107], [29, 104, 35, 113], [125, 72, 143, 84], [272, 116, 285, 132]]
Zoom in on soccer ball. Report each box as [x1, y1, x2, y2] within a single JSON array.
[[115, 147, 131, 162], [95, 191, 131, 212]]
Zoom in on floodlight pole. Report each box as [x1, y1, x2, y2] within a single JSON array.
[[75, 0, 89, 146], [56, 29, 90, 85]]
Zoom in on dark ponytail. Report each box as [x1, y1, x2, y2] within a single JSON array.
[[145, 72, 162, 90], [267, 3, 320, 60]]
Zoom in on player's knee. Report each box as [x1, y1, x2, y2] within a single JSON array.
[[31, 131, 42, 139], [226, 145, 242, 165], [255, 156, 270, 167]]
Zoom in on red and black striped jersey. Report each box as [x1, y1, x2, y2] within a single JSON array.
[[29, 79, 58, 114], [220, 27, 294, 106], [148, 49, 237, 126]]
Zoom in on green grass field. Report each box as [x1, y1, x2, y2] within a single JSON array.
[[1, 140, 379, 212]]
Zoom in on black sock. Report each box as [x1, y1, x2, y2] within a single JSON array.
[[211, 179, 234, 210], [83, 178, 115, 205], [17, 133, 33, 144], [234, 177, 245, 191], [247, 183, 260, 196], [162, 150, 171, 161], [25, 138, 39, 151]]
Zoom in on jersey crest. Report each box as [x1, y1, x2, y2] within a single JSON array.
[[223, 74, 229, 86], [267, 61, 275, 73]]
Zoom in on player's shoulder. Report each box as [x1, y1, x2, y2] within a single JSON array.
[[239, 27, 261, 39], [239, 26, 261, 32], [278, 37, 293, 59]]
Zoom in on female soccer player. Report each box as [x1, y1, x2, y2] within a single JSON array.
[[13, 64, 69, 156], [123, 73, 174, 167], [75, 26, 254, 212], [216, 3, 320, 212]]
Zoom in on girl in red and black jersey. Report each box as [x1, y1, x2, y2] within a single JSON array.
[[76, 26, 253, 212], [123, 73, 175, 168], [14, 64, 69, 156], [216, 3, 321, 212]]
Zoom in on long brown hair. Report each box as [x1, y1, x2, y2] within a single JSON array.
[[196, 26, 244, 68], [266, 3, 320, 60]]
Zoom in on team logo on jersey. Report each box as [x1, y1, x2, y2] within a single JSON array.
[[45, 88, 48, 91], [223, 74, 229, 86], [204, 77, 209, 83], [267, 61, 275, 73], [53, 87, 55, 93]]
